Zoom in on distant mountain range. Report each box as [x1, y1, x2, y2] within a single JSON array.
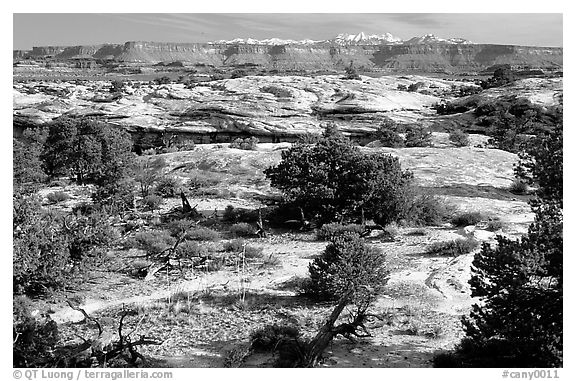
[[211, 32, 471, 45], [13, 32, 562, 74]]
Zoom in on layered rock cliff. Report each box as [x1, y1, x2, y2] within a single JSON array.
[[16, 40, 562, 73]]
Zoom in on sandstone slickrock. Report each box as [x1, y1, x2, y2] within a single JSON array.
[[12, 75, 459, 138]]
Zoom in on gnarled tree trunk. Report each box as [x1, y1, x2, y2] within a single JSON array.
[[304, 296, 349, 367]]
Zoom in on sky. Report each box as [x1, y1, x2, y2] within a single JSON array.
[[13, 13, 563, 50]]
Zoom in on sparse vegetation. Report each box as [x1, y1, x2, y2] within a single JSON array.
[[142, 194, 164, 211], [154, 176, 181, 198], [13, 53, 563, 369], [230, 222, 257, 238], [451, 211, 484, 227], [316, 223, 365, 241], [374, 118, 405, 147], [230, 137, 259, 150], [508, 179, 528, 195], [426, 238, 479, 256], [449, 129, 470, 147], [405, 126, 433, 147], [46, 191, 70, 203]]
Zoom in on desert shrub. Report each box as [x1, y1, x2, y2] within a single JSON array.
[[382, 222, 399, 238], [13, 296, 59, 367], [224, 239, 263, 258], [426, 238, 478, 256], [204, 257, 225, 272], [509, 179, 528, 195], [223, 205, 259, 224], [486, 219, 505, 232], [91, 179, 136, 215], [166, 219, 195, 238], [230, 137, 259, 150], [187, 172, 221, 191], [132, 230, 175, 255], [174, 241, 209, 259], [406, 228, 427, 236], [14, 195, 116, 295], [142, 194, 164, 211], [405, 126, 432, 147], [223, 239, 245, 253], [244, 246, 264, 259], [374, 119, 405, 147], [186, 227, 220, 242], [306, 233, 388, 301], [376, 128, 405, 147], [230, 223, 256, 238], [260, 254, 281, 268], [480, 65, 515, 89], [133, 157, 165, 198], [316, 223, 365, 241], [451, 211, 484, 227], [154, 76, 171, 85], [265, 126, 413, 225], [13, 200, 70, 294], [67, 212, 118, 266], [14, 131, 47, 192], [434, 101, 471, 115], [449, 129, 470, 147], [344, 63, 361, 80], [250, 324, 300, 352], [404, 193, 453, 226], [155, 176, 181, 198], [408, 82, 424, 92], [46, 191, 70, 203]]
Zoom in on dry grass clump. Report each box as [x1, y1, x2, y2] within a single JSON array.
[[426, 238, 479, 256]]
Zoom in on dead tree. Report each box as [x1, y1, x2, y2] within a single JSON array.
[[256, 207, 267, 238], [180, 191, 192, 213], [60, 302, 162, 367]]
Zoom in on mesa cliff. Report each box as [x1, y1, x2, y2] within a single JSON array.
[[15, 40, 562, 73]]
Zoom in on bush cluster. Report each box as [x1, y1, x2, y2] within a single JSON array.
[[405, 126, 433, 147], [155, 176, 181, 198], [230, 223, 257, 238], [451, 211, 484, 227], [509, 179, 528, 195], [131, 230, 175, 255], [14, 195, 116, 295], [250, 324, 300, 352], [13, 296, 59, 367], [449, 129, 470, 147], [46, 191, 70, 204], [223, 205, 259, 224], [404, 193, 453, 226], [230, 137, 259, 150]]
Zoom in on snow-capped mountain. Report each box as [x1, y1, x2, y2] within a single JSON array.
[[332, 32, 403, 45], [403, 34, 472, 45], [211, 32, 472, 46], [212, 37, 322, 45]]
